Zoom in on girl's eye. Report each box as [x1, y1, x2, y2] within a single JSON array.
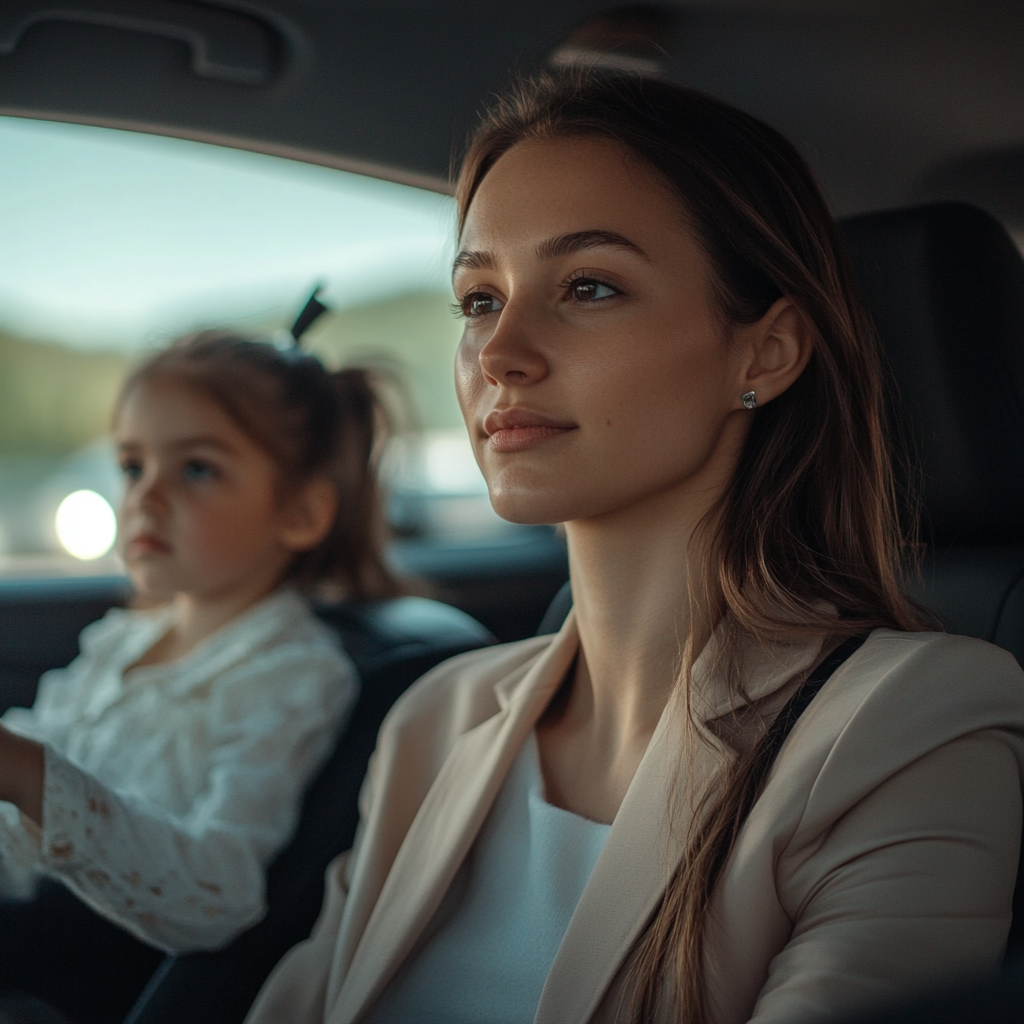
[[183, 460, 217, 483], [459, 292, 505, 318], [120, 460, 143, 483], [569, 278, 620, 302]]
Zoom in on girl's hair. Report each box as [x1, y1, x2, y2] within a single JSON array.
[[456, 70, 929, 1021], [118, 330, 402, 601]]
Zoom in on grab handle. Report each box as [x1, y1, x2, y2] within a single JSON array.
[[0, 0, 276, 84]]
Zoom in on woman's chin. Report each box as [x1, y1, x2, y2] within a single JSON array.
[[487, 490, 581, 527]]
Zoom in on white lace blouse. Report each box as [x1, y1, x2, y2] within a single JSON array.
[[0, 588, 357, 953]]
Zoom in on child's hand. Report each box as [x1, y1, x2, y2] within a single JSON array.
[[0, 724, 44, 826]]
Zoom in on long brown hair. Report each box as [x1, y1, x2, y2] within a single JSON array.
[[118, 331, 402, 601], [455, 70, 929, 1021]]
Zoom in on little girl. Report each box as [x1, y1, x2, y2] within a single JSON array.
[[0, 330, 401, 1020]]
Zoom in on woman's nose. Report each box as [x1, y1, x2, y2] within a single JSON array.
[[476, 305, 549, 387]]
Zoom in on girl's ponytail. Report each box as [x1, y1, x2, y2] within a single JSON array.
[[287, 366, 399, 600]]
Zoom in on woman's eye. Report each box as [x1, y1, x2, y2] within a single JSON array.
[[120, 460, 143, 482], [461, 292, 504, 318], [569, 278, 619, 302], [183, 460, 216, 483]]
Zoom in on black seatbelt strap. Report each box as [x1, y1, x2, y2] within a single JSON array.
[[711, 632, 871, 885], [762, 632, 870, 762]]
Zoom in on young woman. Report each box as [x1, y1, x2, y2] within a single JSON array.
[[245, 72, 1024, 1024], [0, 332, 400, 1021]]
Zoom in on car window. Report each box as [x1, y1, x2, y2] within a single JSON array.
[[0, 116, 513, 578]]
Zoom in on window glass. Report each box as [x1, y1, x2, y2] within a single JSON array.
[[0, 117, 508, 578]]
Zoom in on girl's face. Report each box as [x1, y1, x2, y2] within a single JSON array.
[[454, 137, 804, 528], [114, 379, 322, 602]]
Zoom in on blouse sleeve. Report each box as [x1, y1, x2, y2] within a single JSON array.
[[750, 728, 1023, 1022], [34, 646, 358, 954]]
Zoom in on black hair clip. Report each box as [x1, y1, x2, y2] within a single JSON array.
[[289, 284, 330, 346]]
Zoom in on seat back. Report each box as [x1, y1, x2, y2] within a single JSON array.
[[840, 202, 1024, 665], [124, 597, 494, 1024]]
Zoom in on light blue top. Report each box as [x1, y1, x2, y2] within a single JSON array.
[[364, 731, 612, 1024]]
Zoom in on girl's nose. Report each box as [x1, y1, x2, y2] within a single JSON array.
[[133, 471, 168, 514]]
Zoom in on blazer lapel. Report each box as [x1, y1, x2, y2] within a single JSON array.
[[330, 616, 581, 1024], [535, 691, 724, 1024]]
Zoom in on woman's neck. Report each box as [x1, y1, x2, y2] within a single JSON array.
[[567, 485, 713, 739], [538, 480, 722, 823]]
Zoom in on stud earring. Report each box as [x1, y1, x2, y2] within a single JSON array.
[[741, 390, 757, 410]]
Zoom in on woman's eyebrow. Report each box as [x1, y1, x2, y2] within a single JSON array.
[[452, 229, 650, 279], [451, 249, 495, 276], [536, 230, 650, 261]]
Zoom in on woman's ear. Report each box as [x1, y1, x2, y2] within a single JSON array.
[[278, 477, 338, 552], [734, 297, 814, 408]]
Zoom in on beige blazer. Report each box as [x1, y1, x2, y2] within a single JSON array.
[[246, 613, 1024, 1024]]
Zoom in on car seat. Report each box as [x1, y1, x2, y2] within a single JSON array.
[[841, 202, 1024, 666], [536, 202, 1024, 956], [120, 596, 494, 1024]]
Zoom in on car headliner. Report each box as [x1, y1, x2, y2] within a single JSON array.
[[1, 0, 1023, 229]]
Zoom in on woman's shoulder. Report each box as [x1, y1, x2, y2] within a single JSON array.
[[784, 628, 1024, 806], [848, 628, 1024, 710], [818, 628, 1024, 742]]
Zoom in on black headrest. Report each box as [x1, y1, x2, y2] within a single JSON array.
[[315, 596, 494, 675], [840, 202, 1024, 544]]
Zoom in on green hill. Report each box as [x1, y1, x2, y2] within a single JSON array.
[[0, 289, 465, 455], [0, 331, 131, 454], [303, 290, 465, 431]]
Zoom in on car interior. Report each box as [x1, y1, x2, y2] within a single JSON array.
[[1, 2, 1023, 1022]]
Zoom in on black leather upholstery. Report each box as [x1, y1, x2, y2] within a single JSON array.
[[536, 580, 573, 635], [842, 204, 1024, 671], [123, 597, 494, 1024], [841, 203, 1024, 547], [834, 956, 1024, 1024]]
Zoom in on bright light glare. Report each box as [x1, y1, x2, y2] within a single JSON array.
[[55, 490, 117, 560]]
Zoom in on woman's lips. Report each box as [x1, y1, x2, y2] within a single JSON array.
[[488, 425, 574, 452], [483, 408, 576, 453]]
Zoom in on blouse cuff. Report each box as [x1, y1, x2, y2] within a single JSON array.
[[39, 744, 99, 870]]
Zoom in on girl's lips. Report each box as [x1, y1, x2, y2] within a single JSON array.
[[128, 534, 171, 555], [488, 425, 574, 452]]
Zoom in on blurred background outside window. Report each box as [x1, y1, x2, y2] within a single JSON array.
[[0, 116, 525, 579]]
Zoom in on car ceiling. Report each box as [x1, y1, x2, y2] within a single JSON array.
[[1, 0, 1023, 229]]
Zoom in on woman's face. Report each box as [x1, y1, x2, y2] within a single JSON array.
[[454, 136, 767, 528]]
